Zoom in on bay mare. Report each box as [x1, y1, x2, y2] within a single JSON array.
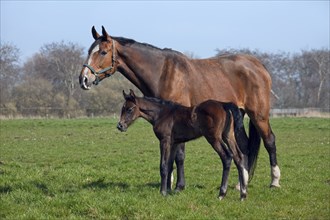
[[118, 90, 257, 200], [79, 26, 281, 190]]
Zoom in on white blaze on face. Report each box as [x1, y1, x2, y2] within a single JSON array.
[[83, 44, 99, 75]]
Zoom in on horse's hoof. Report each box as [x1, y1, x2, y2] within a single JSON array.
[[270, 183, 281, 188]]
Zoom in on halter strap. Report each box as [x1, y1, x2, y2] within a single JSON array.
[[83, 40, 117, 85]]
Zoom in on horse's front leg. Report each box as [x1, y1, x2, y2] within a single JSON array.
[[174, 143, 185, 192], [159, 138, 171, 196]]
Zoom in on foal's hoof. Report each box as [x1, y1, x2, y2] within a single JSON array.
[[240, 195, 247, 201], [174, 186, 185, 193], [218, 193, 226, 200], [218, 196, 225, 201], [235, 183, 241, 191], [160, 191, 167, 196]]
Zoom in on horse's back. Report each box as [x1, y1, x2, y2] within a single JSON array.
[[186, 54, 272, 113]]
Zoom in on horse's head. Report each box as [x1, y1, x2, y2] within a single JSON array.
[[117, 89, 140, 132], [79, 26, 118, 90]]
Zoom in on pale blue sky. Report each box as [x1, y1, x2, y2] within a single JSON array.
[[1, 1, 329, 62]]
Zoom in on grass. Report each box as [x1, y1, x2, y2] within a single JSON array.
[[0, 117, 329, 219]]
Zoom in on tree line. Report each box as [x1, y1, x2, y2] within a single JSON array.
[[0, 41, 329, 118]]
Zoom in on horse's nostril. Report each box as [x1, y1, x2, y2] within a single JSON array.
[[81, 76, 90, 90]]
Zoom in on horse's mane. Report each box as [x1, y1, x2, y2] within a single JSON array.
[[112, 36, 184, 56], [89, 36, 185, 57]]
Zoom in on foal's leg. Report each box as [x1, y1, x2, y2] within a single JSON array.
[[159, 139, 171, 196], [234, 158, 249, 200], [174, 143, 185, 192], [229, 140, 249, 200], [166, 146, 178, 192], [208, 139, 232, 200]]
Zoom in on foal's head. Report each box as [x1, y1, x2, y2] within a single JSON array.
[[117, 90, 140, 132]]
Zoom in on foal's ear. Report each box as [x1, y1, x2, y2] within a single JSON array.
[[123, 90, 129, 99], [123, 90, 136, 103], [92, 26, 100, 40], [102, 26, 111, 40]]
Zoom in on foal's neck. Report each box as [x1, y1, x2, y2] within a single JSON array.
[[137, 97, 175, 125]]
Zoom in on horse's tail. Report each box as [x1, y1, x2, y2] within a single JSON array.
[[247, 121, 261, 181], [223, 103, 249, 161], [223, 103, 261, 182]]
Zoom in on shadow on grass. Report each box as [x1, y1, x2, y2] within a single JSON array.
[[144, 182, 160, 189], [0, 185, 13, 194], [83, 177, 129, 190]]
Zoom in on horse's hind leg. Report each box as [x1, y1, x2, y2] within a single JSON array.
[[254, 119, 281, 187]]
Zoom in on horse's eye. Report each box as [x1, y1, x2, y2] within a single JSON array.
[[100, 51, 107, 56]]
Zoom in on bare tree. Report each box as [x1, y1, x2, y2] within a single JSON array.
[[215, 48, 330, 109], [294, 49, 329, 108], [2, 43, 328, 118], [21, 41, 85, 116], [0, 42, 21, 115]]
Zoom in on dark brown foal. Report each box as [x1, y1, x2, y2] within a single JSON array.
[[117, 90, 258, 200]]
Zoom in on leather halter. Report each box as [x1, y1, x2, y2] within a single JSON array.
[[83, 40, 117, 85]]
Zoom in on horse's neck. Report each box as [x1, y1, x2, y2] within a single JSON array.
[[116, 42, 166, 97], [137, 98, 169, 124]]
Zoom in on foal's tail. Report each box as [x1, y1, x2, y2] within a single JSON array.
[[247, 121, 261, 181]]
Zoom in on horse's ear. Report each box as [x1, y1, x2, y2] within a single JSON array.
[[92, 26, 100, 40], [129, 89, 136, 98], [102, 26, 111, 39]]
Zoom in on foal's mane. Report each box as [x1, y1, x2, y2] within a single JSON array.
[[142, 96, 179, 108]]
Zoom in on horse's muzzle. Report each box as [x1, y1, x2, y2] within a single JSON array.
[[79, 75, 91, 90], [117, 122, 127, 132]]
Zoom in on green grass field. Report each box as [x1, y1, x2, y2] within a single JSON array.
[[0, 117, 329, 219]]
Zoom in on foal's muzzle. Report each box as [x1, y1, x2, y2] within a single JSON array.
[[117, 122, 127, 132]]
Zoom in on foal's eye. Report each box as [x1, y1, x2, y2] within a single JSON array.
[[100, 51, 107, 56], [127, 107, 135, 113]]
